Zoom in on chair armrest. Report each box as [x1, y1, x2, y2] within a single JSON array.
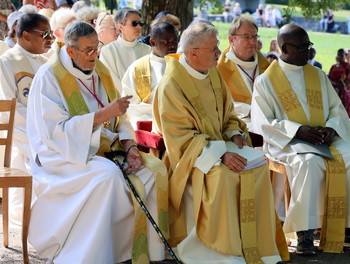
[[135, 130, 166, 151]]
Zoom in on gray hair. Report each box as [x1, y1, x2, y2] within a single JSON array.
[[50, 7, 76, 31], [228, 16, 257, 36], [179, 22, 218, 54], [75, 5, 99, 24], [64, 20, 96, 47], [114, 7, 141, 25]]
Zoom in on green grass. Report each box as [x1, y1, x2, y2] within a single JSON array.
[[214, 22, 350, 73]]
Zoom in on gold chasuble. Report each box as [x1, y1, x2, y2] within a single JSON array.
[[48, 45, 169, 264], [265, 60, 346, 253], [218, 47, 269, 104], [155, 55, 289, 263], [134, 54, 152, 103]]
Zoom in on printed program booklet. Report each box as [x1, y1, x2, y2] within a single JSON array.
[[289, 138, 333, 159], [226, 142, 267, 170]]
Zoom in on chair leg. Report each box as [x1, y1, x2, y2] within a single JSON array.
[[284, 175, 291, 215], [22, 185, 32, 264], [2, 187, 9, 248]]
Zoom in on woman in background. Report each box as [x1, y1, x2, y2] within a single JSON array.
[[329, 48, 350, 117]]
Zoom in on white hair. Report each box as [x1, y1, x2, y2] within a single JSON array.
[[75, 5, 99, 24], [179, 22, 218, 54], [18, 4, 38, 14], [50, 7, 76, 31]]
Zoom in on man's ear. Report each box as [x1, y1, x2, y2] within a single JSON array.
[[53, 29, 61, 40], [228, 35, 234, 45], [117, 23, 123, 34], [22, 31, 31, 42], [66, 46, 76, 59], [281, 43, 288, 54], [149, 38, 156, 47]]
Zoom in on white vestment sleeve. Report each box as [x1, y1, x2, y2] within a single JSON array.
[[251, 74, 301, 150], [28, 65, 102, 164], [0, 57, 29, 154], [194, 140, 226, 174]]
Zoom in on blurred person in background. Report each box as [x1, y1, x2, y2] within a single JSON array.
[[329, 48, 350, 117], [74, 2, 99, 28], [95, 12, 118, 45], [50, 7, 76, 43], [0, 0, 15, 40], [4, 11, 25, 48], [100, 7, 151, 94]]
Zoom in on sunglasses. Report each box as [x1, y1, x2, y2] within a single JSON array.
[[131, 21, 145, 27], [32, 29, 54, 39]]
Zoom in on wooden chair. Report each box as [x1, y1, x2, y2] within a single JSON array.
[[267, 159, 291, 214], [0, 99, 32, 264]]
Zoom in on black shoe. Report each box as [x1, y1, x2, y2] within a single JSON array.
[[296, 229, 316, 255], [345, 228, 350, 244]]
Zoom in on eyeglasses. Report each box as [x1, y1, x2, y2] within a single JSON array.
[[158, 39, 178, 46], [232, 34, 260, 42], [286, 42, 314, 52], [73, 41, 104, 56], [32, 29, 54, 39], [193, 46, 221, 53], [131, 21, 145, 27]]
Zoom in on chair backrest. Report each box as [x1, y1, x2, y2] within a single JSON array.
[[0, 99, 16, 167]]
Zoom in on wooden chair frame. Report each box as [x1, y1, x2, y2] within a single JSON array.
[[0, 99, 32, 264]]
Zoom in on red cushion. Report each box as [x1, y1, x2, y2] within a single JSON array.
[[135, 130, 166, 152], [136, 120, 152, 132]]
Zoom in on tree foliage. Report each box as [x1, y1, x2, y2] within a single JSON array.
[[288, 0, 350, 20]]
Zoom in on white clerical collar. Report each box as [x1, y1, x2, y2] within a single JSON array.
[[117, 37, 139, 48], [60, 46, 94, 80], [16, 43, 42, 59], [278, 57, 303, 71], [227, 47, 258, 69], [150, 52, 165, 63], [179, 54, 209, 80]]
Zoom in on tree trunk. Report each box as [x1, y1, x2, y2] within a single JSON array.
[[141, 0, 193, 35]]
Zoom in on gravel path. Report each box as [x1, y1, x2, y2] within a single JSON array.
[[1, 199, 349, 263]]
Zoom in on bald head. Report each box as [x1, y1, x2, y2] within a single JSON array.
[[277, 24, 308, 49], [277, 24, 311, 66]]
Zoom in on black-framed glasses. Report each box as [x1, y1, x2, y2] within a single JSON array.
[[286, 41, 313, 52], [131, 21, 145, 27], [73, 41, 104, 56], [232, 34, 260, 42], [32, 29, 54, 39], [193, 46, 220, 53]]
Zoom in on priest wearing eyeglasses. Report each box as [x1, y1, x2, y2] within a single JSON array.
[[26, 20, 168, 263], [218, 16, 269, 129], [100, 7, 151, 94], [251, 24, 350, 255], [0, 12, 54, 227]]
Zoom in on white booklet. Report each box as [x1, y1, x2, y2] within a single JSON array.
[[289, 138, 333, 160], [226, 142, 267, 170]]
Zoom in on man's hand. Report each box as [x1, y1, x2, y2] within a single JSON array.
[[318, 127, 336, 145], [121, 140, 142, 172], [222, 152, 247, 173], [231, 134, 249, 149], [94, 95, 132, 129], [125, 147, 142, 172], [295, 125, 325, 145]]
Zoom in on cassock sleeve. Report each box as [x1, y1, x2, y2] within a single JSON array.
[[28, 65, 102, 164]]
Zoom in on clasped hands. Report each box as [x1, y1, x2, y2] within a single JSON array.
[[222, 134, 249, 173], [295, 125, 336, 145]]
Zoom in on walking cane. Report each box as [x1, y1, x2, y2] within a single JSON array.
[[104, 151, 181, 263]]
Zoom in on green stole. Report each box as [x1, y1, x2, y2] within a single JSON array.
[[265, 60, 346, 253], [166, 54, 263, 264], [134, 54, 152, 103], [218, 47, 269, 104], [48, 45, 169, 263]]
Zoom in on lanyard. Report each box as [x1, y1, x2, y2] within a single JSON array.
[[77, 75, 105, 108], [237, 64, 257, 83]]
